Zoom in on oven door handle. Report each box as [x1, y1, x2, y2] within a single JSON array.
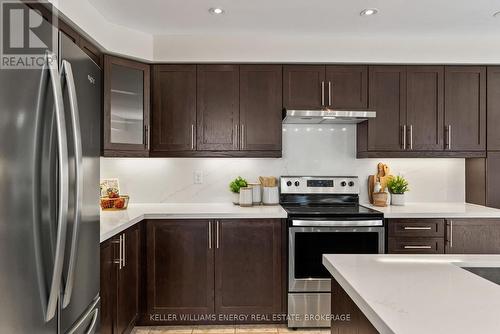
[[291, 220, 383, 227]]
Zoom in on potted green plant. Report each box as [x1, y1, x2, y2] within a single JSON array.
[[229, 176, 248, 204], [387, 175, 409, 206]]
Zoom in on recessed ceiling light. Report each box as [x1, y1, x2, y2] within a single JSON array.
[[493, 11, 500, 18], [209, 7, 225, 15], [360, 8, 378, 16]]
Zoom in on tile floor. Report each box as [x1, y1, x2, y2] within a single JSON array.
[[131, 325, 330, 334]]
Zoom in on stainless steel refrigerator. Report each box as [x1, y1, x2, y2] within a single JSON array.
[[0, 1, 101, 332]]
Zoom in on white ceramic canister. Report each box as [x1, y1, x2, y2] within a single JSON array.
[[239, 187, 253, 207], [262, 186, 279, 205], [248, 182, 262, 204]]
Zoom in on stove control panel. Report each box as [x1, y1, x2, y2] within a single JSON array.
[[280, 176, 359, 194]]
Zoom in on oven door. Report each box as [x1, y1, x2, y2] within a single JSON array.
[[288, 219, 384, 292]]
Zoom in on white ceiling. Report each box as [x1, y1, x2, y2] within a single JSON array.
[[88, 0, 500, 37]]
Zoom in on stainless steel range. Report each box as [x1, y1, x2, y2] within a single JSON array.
[[280, 176, 384, 328]]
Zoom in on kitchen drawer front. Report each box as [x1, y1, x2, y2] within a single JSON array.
[[388, 237, 445, 254], [388, 219, 445, 237]]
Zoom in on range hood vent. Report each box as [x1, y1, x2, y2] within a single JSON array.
[[283, 109, 376, 124]]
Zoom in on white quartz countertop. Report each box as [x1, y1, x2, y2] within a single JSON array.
[[323, 254, 500, 334], [100, 203, 287, 242], [362, 202, 500, 218]]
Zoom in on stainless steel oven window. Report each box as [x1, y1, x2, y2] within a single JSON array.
[[288, 225, 385, 292]]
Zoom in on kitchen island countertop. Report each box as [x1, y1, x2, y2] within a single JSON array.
[[100, 203, 287, 242], [363, 202, 500, 219], [323, 254, 500, 334]]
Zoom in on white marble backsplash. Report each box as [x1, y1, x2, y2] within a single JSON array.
[[100, 124, 465, 204]]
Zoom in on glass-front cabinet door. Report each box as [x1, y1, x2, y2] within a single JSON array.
[[103, 55, 150, 156]]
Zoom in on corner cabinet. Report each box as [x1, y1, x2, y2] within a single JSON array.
[[145, 219, 283, 325], [151, 65, 282, 157], [100, 224, 141, 334], [103, 55, 150, 157]]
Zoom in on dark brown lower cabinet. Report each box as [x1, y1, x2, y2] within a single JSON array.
[[445, 219, 500, 254], [215, 219, 282, 321], [387, 219, 445, 254], [331, 278, 378, 334], [100, 240, 115, 334], [146, 220, 215, 323], [100, 224, 141, 334], [145, 219, 283, 325]]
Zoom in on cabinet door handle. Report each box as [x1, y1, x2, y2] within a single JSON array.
[[216, 221, 220, 249], [328, 81, 332, 106], [448, 220, 453, 248], [191, 124, 195, 150], [241, 124, 245, 150], [111, 236, 122, 269], [403, 226, 432, 230], [409, 125, 413, 150], [401, 125, 407, 150], [445, 125, 452, 150], [208, 221, 212, 249], [144, 125, 150, 150], [321, 81, 325, 106], [122, 233, 126, 268], [403, 245, 433, 249]]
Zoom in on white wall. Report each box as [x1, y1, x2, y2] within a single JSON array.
[[100, 124, 465, 204], [153, 34, 500, 63]]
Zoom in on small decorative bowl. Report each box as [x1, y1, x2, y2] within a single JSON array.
[[100, 195, 129, 210]]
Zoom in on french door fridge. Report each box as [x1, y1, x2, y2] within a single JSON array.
[[0, 1, 101, 332]]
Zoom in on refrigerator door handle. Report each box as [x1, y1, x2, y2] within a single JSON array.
[[60, 60, 83, 309], [38, 52, 70, 322]]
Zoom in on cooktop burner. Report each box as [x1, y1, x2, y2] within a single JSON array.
[[282, 204, 383, 218], [279, 176, 383, 219]]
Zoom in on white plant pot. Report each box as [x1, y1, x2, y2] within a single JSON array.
[[232, 192, 240, 204], [391, 193, 406, 206]]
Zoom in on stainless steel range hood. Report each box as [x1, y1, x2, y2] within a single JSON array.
[[283, 109, 376, 124]]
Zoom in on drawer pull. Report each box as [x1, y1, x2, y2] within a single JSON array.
[[403, 245, 433, 249], [403, 226, 432, 230]]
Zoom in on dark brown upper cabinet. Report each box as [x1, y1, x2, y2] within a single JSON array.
[[358, 65, 485, 158], [487, 66, 500, 151], [215, 219, 282, 320], [240, 65, 282, 152], [363, 66, 407, 152], [406, 66, 444, 151], [197, 65, 240, 151], [283, 65, 368, 110], [325, 65, 368, 109], [103, 55, 150, 157], [444, 66, 486, 152], [152, 65, 197, 152], [283, 65, 326, 109]]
